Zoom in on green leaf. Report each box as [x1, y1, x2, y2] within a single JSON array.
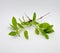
[[39, 23, 54, 31], [35, 28, 39, 35], [17, 23, 24, 28], [39, 23, 54, 39], [32, 12, 36, 21], [9, 31, 16, 36], [40, 29, 49, 39], [24, 30, 29, 39], [39, 23, 54, 33], [12, 16, 17, 27], [39, 23, 50, 29]]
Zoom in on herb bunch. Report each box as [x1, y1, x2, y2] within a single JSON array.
[[9, 12, 54, 39]]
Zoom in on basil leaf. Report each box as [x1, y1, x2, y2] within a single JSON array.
[[12, 16, 17, 27], [32, 12, 36, 21], [35, 28, 39, 35], [24, 30, 29, 39], [9, 31, 16, 36], [17, 23, 24, 28]]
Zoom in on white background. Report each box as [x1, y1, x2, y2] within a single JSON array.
[[0, 0, 60, 53]]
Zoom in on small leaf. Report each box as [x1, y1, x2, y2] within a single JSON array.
[[10, 24, 17, 30], [22, 16, 25, 22], [32, 12, 36, 21], [17, 23, 24, 28], [35, 28, 39, 35], [40, 29, 49, 39], [9, 31, 16, 36], [24, 30, 29, 39], [12, 16, 17, 27]]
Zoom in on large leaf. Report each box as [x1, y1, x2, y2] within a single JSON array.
[[39, 23, 54, 33], [39, 23, 50, 29], [24, 30, 29, 39], [32, 12, 36, 21]]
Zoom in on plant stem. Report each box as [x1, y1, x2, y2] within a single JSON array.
[[25, 14, 32, 21], [37, 12, 50, 20]]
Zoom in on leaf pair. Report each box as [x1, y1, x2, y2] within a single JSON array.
[[39, 23, 54, 39], [33, 13, 40, 35], [9, 17, 24, 36], [39, 23, 54, 33]]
